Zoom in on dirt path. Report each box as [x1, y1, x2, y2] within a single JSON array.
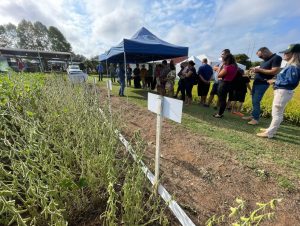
[[110, 94, 300, 226]]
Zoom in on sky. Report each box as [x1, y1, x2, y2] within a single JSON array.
[[1, 0, 300, 61]]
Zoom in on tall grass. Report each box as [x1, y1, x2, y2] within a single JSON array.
[[0, 73, 168, 225]]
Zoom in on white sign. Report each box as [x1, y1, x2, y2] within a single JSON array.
[[106, 80, 112, 90], [148, 93, 183, 123]]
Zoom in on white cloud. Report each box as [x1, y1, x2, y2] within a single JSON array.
[[0, 0, 299, 60]]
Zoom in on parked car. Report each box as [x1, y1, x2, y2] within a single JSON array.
[[67, 65, 80, 73], [67, 65, 88, 83]]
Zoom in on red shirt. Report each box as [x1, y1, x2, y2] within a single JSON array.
[[223, 64, 238, 81]]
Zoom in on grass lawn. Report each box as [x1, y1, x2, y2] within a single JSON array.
[[90, 76, 300, 190]]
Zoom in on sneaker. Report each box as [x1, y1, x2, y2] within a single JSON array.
[[256, 132, 273, 138], [248, 119, 259, 125], [242, 116, 253, 120], [213, 113, 223, 118]]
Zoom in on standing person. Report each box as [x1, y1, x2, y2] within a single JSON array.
[[159, 60, 171, 95], [165, 60, 176, 97], [96, 63, 104, 81], [197, 58, 213, 106], [146, 64, 153, 90], [257, 44, 300, 138], [213, 54, 238, 118], [140, 65, 148, 89], [154, 64, 162, 93], [242, 47, 282, 125], [133, 64, 141, 88], [126, 64, 132, 86], [174, 62, 186, 100], [231, 70, 252, 116], [17, 58, 25, 72], [117, 63, 126, 96], [182, 60, 196, 105], [207, 49, 231, 108], [109, 63, 116, 82]]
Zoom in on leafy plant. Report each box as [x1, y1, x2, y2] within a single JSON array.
[[0, 72, 168, 225], [206, 198, 281, 226]]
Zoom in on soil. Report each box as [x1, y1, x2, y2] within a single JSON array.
[[109, 94, 300, 226]]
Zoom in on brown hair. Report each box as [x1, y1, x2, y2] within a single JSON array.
[[257, 47, 272, 55], [223, 53, 237, 66]]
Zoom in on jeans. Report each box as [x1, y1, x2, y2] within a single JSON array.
[[251, 83, 269, 120], [266, 89, 293, 137], [119, 80, 125, 96]]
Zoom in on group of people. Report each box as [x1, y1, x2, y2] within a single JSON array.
[[97, 43, 300, 139], [178, 44, 299, 139]]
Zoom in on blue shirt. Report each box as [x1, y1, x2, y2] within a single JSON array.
[[274, 65, 300, 90], [197, 64, 213, 81], [117, 67, 125, 81], [97, 64, 103, 73]]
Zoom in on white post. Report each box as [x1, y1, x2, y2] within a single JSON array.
[[154, 95, 163, 185]]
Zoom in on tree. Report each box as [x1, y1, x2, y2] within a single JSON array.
[[72, 54, 86, 62], [17, 20, 36, 49], [1, 20, 72, 52], [0, 23, 18, 48], [234, 53, 251, 69], [48, 26, 72, 52], [0, 25, 7, 47], [33, 21, 50, 50]]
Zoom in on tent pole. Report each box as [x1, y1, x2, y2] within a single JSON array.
[[123, 51, 128, 102], [123, 51, 127, 87]]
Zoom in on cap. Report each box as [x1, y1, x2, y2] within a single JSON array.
[[279, 44, 300, 54]]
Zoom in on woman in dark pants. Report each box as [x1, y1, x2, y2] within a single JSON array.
[[183, 60, 196, 105], [213, 54, 238, 118]]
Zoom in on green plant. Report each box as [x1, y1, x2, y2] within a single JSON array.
[[206, 198, 281, 226], [0, 73, 168, 225]]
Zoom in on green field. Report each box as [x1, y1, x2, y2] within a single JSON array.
[[94, 77, 300, 191]]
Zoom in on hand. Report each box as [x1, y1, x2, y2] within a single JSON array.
[[250, 67, 260, 73], [267, 79, 275, 85]]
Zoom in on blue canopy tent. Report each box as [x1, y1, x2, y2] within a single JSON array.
[[99, 27, 189, 63]]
